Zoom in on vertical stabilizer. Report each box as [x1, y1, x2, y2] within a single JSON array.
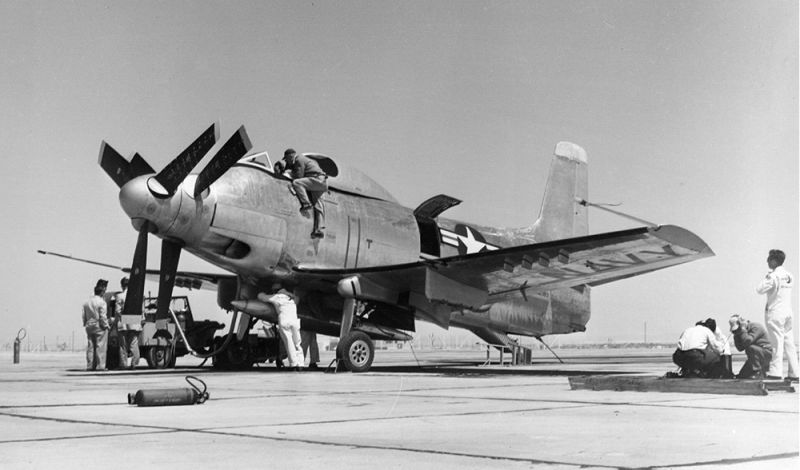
[[530, 142, 588, 242]]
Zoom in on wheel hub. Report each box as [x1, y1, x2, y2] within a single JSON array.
[[348, 340, 369, 366]]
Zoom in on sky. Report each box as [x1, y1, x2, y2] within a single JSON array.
[[1, 0, 797, 349]]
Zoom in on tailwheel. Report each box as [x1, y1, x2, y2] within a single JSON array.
[[145, 345, 175, 369], [336, 331, 374, 373]]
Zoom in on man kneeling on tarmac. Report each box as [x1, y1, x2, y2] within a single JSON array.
[[673, 320, 723, 378], [729, 314, 773, 379]]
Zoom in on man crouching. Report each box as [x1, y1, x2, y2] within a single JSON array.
[[729, 314, 773, 379], [673, 321, 723, 378]]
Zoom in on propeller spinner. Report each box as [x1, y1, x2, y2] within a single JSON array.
[[99, 124, 252, 336]]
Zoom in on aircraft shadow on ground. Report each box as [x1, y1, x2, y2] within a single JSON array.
[[66, 365, 639, 377], [362, 365, 639, 377], [66, 355, 666, 377]]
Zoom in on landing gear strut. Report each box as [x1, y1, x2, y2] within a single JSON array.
[[332, 297, 375, 373]]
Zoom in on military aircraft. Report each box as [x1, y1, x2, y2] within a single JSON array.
[[42, 123, 713, 372]]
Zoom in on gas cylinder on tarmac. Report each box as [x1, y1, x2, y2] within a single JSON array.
[[13, 328, 26, 364], [128, 376, 209, 407]]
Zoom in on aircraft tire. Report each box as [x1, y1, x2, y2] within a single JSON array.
[[145, 345, 174, 369], [225, 338, 253, 370], [336, 331, 374, 373]]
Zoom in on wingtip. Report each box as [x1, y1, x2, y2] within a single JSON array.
[[651, 225, 715, 257]]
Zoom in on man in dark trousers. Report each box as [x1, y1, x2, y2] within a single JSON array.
[[275, 148, 329, 238], [82, 279, 110, 371], [729, 314, 773, 379], [672, 321, 723, 377]]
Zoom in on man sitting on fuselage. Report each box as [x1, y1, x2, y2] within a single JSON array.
[[274, 148, 328, 239]]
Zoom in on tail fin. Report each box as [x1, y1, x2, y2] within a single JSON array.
[[530, 142, 588, 242]]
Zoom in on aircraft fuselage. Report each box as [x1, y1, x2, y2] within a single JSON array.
[[118, 157, 587, 340]]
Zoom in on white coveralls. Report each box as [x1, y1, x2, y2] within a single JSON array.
[[261, 292, 304, 368], [757, 265, 799, 378], [114, 289, 142, 369], [712, 327, 731, 355]]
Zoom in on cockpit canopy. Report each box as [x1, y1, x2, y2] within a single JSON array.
[[240, 152, 398, 203]]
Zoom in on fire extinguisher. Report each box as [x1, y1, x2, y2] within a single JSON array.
[[13, 328, 26, 364], [128, 376, 209, 407]]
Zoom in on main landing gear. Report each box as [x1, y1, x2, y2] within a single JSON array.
[[333, 298, 375, 373], [337, 330, 374, 372]]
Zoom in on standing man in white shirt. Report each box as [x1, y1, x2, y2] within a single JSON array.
[[757, 249, 799, 382], [259, 285, 305, 371]]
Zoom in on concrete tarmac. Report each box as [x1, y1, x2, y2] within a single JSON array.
[[1, 348, 797, 469]]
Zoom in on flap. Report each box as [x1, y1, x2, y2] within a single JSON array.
[[425, 267, 487, 309]]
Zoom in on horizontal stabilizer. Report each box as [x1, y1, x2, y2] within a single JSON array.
[[468, 327, 516, 351]]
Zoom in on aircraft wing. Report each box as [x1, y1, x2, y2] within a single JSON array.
[[36, 250, 234, 291], [294, 225, 713, 308]]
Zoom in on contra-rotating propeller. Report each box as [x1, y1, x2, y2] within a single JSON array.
[[99, 123, 252, 338]]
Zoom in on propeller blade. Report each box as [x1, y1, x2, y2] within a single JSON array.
[[122, 221, 149, 318], [152, 123, 219, 197], [129, 152, 155, 178], [193, 126, 252, 197], [98, 141, 134, 187], [154, 239, 182, 338]]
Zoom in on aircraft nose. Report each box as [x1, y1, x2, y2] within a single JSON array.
[[119, 177, 150, 219], [118, 176, 181, 233]]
